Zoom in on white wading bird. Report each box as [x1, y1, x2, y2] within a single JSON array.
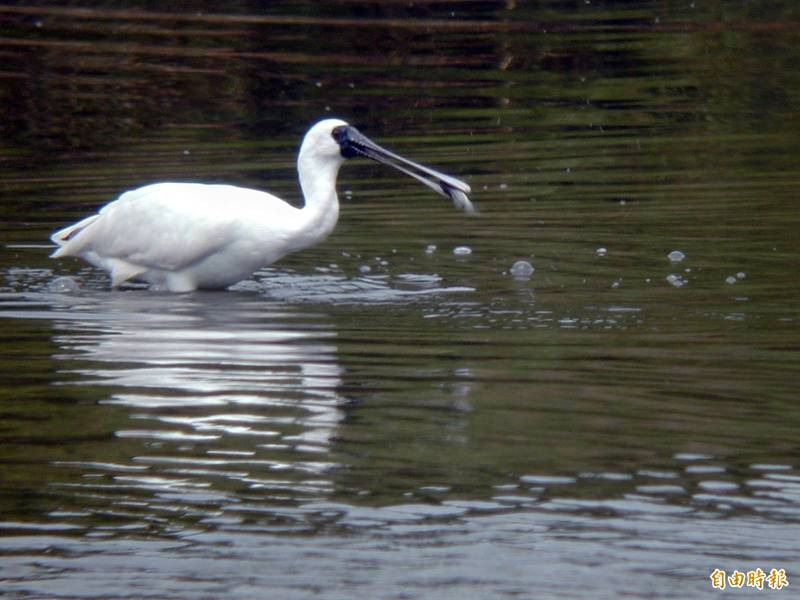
[[50, 118, 474, 292]]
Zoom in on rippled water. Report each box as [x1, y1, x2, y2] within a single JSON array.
[[2, 2, 800, 599]]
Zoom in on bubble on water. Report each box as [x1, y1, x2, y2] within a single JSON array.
[[725, 275, 737, 285], [668, 250, 686, 262], [596, 247, 607, 256], [509, 260, 534, 279], [453, 246, 472, 256], [48, 276, 79, 293], [666, 274, 687, 288]]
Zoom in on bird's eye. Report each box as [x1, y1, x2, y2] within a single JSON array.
[[331, 126, 348, 144]]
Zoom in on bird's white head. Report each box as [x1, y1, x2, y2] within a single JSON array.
[[298, 118, 351, 168]]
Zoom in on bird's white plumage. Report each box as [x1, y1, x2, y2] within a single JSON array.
[[51, 119, 347, 292], [50, 117, 471, 292], [53, 183, 314, 291]]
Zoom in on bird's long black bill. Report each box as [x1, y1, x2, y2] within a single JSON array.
[[335, 126, 475, 213]]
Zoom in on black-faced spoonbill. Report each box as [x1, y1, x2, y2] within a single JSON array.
[[50, 118, 473, 292]]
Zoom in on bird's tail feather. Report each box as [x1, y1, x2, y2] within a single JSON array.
[[50, 214, 100, 257]]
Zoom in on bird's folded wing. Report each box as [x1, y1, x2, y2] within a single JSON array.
[[53, 184, 243, 272]]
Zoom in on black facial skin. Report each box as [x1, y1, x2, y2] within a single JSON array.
[[332, 125, 362, 159]]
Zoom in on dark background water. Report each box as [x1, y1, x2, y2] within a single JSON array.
[[1, 2, 799, 598]]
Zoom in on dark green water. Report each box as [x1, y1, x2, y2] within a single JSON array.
[[1, 2, 799, 598]]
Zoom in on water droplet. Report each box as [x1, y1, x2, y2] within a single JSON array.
[[736, 272, 746, 280], [48, 276, 79, 293], [725, 275, 737, 285], [424, 244, 437, 255], [596, 247, 607, 256], [667, 250, 686, 262], [666, 274, 686, 288], [509, 260, 534, 279], [453, 246, 472, 256]]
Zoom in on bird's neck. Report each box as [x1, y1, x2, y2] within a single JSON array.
[[294, 152, 341, 250]]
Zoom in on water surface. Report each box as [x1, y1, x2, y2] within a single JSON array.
[[1, 2, 799, 598]]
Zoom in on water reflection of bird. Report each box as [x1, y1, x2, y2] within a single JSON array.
[[50, 119, 473, 292]]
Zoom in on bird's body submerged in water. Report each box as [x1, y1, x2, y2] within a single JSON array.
[[50, 118, 473, 292]]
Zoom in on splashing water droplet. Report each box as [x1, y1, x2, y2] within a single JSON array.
[[666, 274, 686, 288]]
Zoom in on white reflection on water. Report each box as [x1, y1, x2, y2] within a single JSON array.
[[44, 290, 345, 497]]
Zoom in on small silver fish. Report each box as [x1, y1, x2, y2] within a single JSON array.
[[443, 184, 477, 214]]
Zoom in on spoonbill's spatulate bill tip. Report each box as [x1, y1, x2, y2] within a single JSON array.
[[49, 118, 474, 292]]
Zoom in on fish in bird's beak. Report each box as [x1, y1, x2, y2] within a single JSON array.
[[332, 125, 475, 213]]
